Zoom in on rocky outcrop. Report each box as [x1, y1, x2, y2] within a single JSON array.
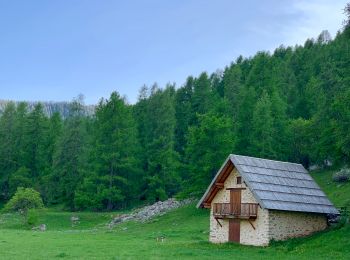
[[108, 198, 193, 228], [0, 99, 95, 118]]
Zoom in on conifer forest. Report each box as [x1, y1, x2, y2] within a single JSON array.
[[0, 25, 349, 211]]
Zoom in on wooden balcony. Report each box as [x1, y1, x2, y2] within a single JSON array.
[[213, 203, 258, 219]]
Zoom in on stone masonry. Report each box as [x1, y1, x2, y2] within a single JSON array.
[[269, 210, 327, 241]]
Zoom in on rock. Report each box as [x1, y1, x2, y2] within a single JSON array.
[[71, 216, 80, 222], [32, 224, 46, 231], [309, 164, 319, 171], [108, 198, 195, 228], [156, 236, 166, 242], [70, 216, 80, 227], [39, 224, 46, 231], [327, 213, 341, 224]]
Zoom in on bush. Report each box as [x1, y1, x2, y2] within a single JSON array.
[[4, 187, 44, 224], [332, 168, 350, 183], [27, 209, 39, 226]]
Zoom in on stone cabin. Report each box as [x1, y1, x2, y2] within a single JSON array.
[[197, 154, 339, 246]]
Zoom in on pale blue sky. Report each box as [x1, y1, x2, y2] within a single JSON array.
[[0, 0, 347, 104]]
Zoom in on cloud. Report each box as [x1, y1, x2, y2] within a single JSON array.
[[282, 0, 347, 46]]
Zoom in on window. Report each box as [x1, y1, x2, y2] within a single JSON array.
[[236, 176, 242, 185]]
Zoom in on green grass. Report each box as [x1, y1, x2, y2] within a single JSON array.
[[311, 169, 350, 208], [0, 168, 349, 259], [0, 209, 114, 230]]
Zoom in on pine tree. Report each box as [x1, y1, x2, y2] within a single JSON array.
[[143, 85, 180, 202], [234, 85, 256, 155], [14, 102, 30, 168], [246, 52, 272, 95], [332, 88, 350, 163], [25, 104, 49, 184], [251, 92, 275, 158], [41, 112, 63, 202], [304, 77, 325, 118], [0, 103, 18, 200], [50, 99, 88, 209], [288, 118, 312, 166], [75, 92, 140, 210], [8, 167, 31, 196], [174, 77, 194, 155], [223, 65, 243, 119], [270, 91, 289, 160], [184, 112, 234, 195], [192, 72, 212, 116]]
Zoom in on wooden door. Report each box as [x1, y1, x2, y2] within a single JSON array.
[[230, 189, 241, 215], [229, 219, 240, 242], [229, 189, 241, 243]]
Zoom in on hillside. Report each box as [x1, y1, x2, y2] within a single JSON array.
[[311, 169, 350, 208], [0, 168, 349, 259]]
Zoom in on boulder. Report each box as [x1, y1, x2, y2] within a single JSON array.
[[71, 216, 80, 222], [32, 224, 46, 231], [39, 224, 46, 231]]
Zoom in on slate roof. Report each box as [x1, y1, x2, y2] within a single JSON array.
[[197, 154, 339, 215]]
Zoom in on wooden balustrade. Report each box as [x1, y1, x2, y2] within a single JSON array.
[[213, 203, 258, 219]]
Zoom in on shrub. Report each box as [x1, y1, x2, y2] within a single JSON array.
[[4, 187, 44, 224], [27, 209, 39, 226], [332, 168, 350, 183]]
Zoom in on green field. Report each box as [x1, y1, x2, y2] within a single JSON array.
[[0, 169, 349, 260]]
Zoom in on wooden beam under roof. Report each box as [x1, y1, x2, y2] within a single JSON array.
[[215, 182, 224, 189], [203, 203, 211, 209], [200, 161, 235, 207]]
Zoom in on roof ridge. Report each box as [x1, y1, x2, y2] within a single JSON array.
[[239, 164, 307, 174], [243, 171, 314, 181], [230, 154, 304, 167], [248, 180, 319, 189]]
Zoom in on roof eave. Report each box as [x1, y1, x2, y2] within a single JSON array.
[[196, 155, 232, 208]]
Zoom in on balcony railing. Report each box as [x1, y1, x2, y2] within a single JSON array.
[[213, 203, 258, 219]]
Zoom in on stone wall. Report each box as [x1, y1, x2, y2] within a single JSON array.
[[209, 173, 230, 243], [268, 210, 328, 241], [209, 211, 229, 243], [240, 207, 270, 246], [209, 168, 270, 246]]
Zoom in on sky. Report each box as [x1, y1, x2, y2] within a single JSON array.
[[0, 0, 348, 104]]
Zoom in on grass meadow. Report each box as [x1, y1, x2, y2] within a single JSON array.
[[0, 169, 349, 259]]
